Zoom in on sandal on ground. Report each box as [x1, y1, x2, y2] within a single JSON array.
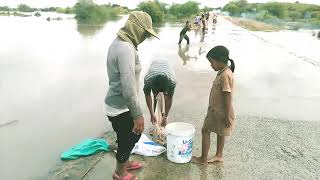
[[112, 171, 138, 180]]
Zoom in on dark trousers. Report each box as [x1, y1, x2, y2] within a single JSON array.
[[108, 111, 141, 163], [178, 34, 189, 44]]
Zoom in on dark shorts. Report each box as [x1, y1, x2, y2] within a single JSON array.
[[108, 111, 141, 163]]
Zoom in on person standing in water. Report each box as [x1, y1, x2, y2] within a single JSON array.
[[105, 11, 158, 180], [192, 45, 235, 165], [194, 14, 202, 36], [206, 12, 210, 24], [178, 21, 196, 45], [212, 13, 217, 24], [144, 60, 176, 127], [194, 14, 201, 25], [201, 14, 206, 35]]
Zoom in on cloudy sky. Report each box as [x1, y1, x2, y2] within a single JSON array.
[[0, 0, 319, 8]]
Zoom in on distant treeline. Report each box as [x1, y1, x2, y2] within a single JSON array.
[[0, 1, 129, 23], [0, 4, 58, 12], [1, 0, 213, 24], [137, 1, 213, 23], [73, 0, 212, 24], [73, 0, 128, 23], [0, 1, 129, 15], [223, 0, 320, 29]]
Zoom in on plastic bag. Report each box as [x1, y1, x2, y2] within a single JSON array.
[[131, 134, 166, 157]]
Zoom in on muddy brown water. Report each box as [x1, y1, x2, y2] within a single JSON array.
[[1, 14, 320, 180]]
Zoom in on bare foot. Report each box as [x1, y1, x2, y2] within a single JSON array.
[[208, 156, 223, 163], [191, 156, 208, 165]]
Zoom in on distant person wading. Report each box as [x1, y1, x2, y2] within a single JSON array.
[[178, 21, 195, 45], [201, 14, 206, 34], [212, 13, 217, 24], [194, 14, 201, 25]]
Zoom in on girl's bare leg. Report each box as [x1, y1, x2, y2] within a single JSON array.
[[208, 135, 224, 163], [192, 129, 210, 165]]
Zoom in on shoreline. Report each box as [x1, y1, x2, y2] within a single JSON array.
[[225, 16, 283, 32]]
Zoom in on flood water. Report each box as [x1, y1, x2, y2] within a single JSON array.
[[1, 13, 320, 180]]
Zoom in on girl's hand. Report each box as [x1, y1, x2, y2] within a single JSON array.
[[225, 118, 232, 128]]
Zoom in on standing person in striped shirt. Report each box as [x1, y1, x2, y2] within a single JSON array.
[[143, 60, 176, 127]]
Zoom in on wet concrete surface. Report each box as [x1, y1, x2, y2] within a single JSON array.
[[82, 117, 320, 180], [1, 15, 320, 179]]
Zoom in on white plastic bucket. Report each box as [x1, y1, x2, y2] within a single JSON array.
[[165, 122, 196, 163]]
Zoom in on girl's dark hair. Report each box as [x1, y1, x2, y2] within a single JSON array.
[[206, 45, 235, 72]]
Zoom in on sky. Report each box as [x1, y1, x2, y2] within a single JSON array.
[[0, 0, 319, 9]]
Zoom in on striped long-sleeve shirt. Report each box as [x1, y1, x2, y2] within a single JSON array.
[[143, 60, 176, 97]]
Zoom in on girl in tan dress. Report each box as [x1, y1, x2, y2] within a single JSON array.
[[192, 45, 235, 164]]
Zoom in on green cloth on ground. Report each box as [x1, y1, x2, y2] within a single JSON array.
[[61, 139, 110, 160]]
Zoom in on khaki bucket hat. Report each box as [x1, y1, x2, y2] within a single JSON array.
[[128, 11, 159, 39]]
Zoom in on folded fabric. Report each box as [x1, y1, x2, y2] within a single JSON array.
[[61, 139, 110, 160]]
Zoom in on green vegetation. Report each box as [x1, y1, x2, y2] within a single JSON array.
[[18, 4, 34, 12], [0, 6, 11, 11], [56, 7, 75, 14], [1, 0, 208, 25], [41, 7, 57, 12], [137, 1, 204, 23], [0, 6, 59, 12], [13, 12, 31, 17], [0, 11, 28, 17], [168, 2, 199, 19], [74, 0, 128, 23], [0, 11, 10, 16], [35, 12, 41, 17], [202, 6, 214, 13], [137, 1, 165, 23], [226, 16, 282, 31], [223, 0, 320, 29]]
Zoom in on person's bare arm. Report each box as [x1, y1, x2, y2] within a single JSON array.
[[164, 95, 173, 117], [188, 24, 197, 31], [145, 95, 156, 124]]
